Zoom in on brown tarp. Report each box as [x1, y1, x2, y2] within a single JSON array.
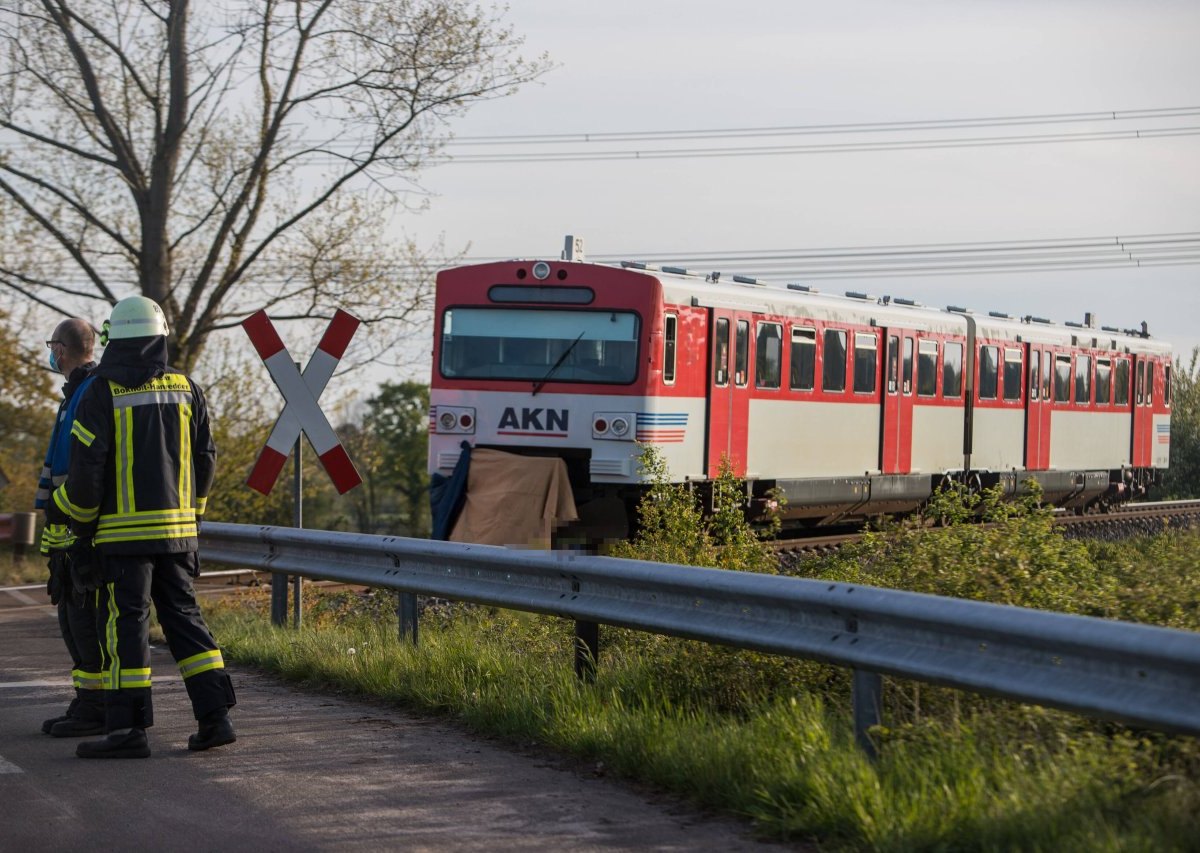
[[449, 449, 579, 547]]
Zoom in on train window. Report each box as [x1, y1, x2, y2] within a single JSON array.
[[1054, 355, 1072, 402], [1075, 355, 1092, 405], [1029, 350, 1040, 401], [1041, 350, 1052, 400], [714, 318, 730, 387], [887, 336, 899, 393], [1115, 359, 1130, 405], [1146, 362, 1154, 405], [1136, 361, 1145, 405], [439, 308, 640, 384], [790, 327, 816, 391], [1165, 365, 1172, 407], [755, 322, 782, 389], [917, 340, 938, 396], [1003, 348, 1022, 402], [823, 329, 847, 393], [902, 337, 914, 395], [663, 314, 678, 385], [978, 346, 999, 400], [943, 342, 963, 398], [735, 319, 749, 387], [1095, 358, 1112, 405], [853, 333, 878, 393]]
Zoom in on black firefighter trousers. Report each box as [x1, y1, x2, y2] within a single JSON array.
[[55, 580, 104, 721], [96, 551, 236, 731]]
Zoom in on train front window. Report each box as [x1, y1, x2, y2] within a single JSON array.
[[439, 308, 639, 383]]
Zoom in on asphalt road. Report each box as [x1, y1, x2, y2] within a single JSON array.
[[0, 585, 779, 852]]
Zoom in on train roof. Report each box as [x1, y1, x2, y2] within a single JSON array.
[[621, 260, 1171, 356], [440, 255, 1171, 357]]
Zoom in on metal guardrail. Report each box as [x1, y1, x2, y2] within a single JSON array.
[[200, 522, 1200, 750], [0, 512, 37, 557]]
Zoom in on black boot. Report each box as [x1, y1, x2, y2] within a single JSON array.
[[41, 712, 73, 735], [188, 711, 235, 752], [51, 691, 106, 737], [50, 717, 106, 737], [42, 696, 81, 734], [76, 728, 151, 759]]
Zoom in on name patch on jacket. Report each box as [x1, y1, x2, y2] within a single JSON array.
[[110, 374, 193, 409]]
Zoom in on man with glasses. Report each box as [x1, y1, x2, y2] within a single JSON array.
[[36, 318, 104, 737]]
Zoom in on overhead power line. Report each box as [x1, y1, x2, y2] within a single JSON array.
[[442, 106, 1200, 146], [432, 126, 1200, 164], [9, 232, 1200, 284]]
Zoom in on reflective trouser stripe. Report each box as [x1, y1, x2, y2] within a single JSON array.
[[178, 649, 224, 679], [104, 582, 120, 691], [114, 668, 152, 689], [73, 669, 105, 690]]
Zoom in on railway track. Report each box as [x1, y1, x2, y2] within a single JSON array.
[[770, 499, 1200, 555]]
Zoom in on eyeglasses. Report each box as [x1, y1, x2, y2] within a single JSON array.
[[45, 340, 63, 348]]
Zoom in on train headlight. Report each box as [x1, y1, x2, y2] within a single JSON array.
[[532, 261, 551, 280], [435, 406, 476, 435], [593, 411, 636, 441]]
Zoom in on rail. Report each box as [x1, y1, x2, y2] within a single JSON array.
[[199, 522, 1200, 753]]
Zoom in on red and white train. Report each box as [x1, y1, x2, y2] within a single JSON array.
[[429, 239, 1172, 536]]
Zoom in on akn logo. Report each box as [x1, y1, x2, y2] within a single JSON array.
[[498, 407, 569, 436]]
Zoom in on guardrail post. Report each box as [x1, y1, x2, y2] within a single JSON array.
[[397, 592, 418, 644], [574, 620, 599, 682], [852, 669, 883, 760], [270, 574, 288, 626]]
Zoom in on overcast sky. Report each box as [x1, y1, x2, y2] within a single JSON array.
[[402, 0, 1200, 361]]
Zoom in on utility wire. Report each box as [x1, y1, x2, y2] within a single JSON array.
[[432, 127, 1200, 163], [441, 106, 1200, 145], [10, 233, 1200, 284]]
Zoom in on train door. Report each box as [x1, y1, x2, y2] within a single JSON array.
[[705, 309, 752, 477], [880, 332, 915, 473], [1132, 357, 1154, 466], [1024, 344, 1052, 469]]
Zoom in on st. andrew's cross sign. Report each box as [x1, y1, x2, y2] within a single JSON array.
[[242, 309, 363, 495]]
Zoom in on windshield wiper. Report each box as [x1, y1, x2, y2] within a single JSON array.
[[532, 332, 585, 396]]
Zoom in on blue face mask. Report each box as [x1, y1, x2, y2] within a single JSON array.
[[49, 347, 60, 374]]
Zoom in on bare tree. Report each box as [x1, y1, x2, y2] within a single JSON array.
[[0, 0, 545, 369]]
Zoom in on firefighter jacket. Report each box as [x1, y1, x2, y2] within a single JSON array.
[[52, 337, 216, 555], [36, 362, 97, 554]]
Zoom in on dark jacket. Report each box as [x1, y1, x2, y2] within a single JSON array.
[[52, 338, 217, 555]]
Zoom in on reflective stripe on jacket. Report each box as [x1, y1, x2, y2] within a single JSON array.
[[37, 371, 96, 555], [53, 371, 216, 556]]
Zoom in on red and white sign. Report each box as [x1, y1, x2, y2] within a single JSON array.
[[242, 309, 363, 495]]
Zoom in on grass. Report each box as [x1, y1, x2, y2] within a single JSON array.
[[207, 573, 1200, 851]]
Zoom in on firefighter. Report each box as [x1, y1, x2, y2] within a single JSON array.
[[36, 318, 104, 737], [53, 295, 236, 759]]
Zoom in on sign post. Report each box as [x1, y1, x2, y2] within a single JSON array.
[[242, 309, 363, 626]]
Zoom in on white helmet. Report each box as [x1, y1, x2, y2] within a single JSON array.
[[102, 295, 170, 343]]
